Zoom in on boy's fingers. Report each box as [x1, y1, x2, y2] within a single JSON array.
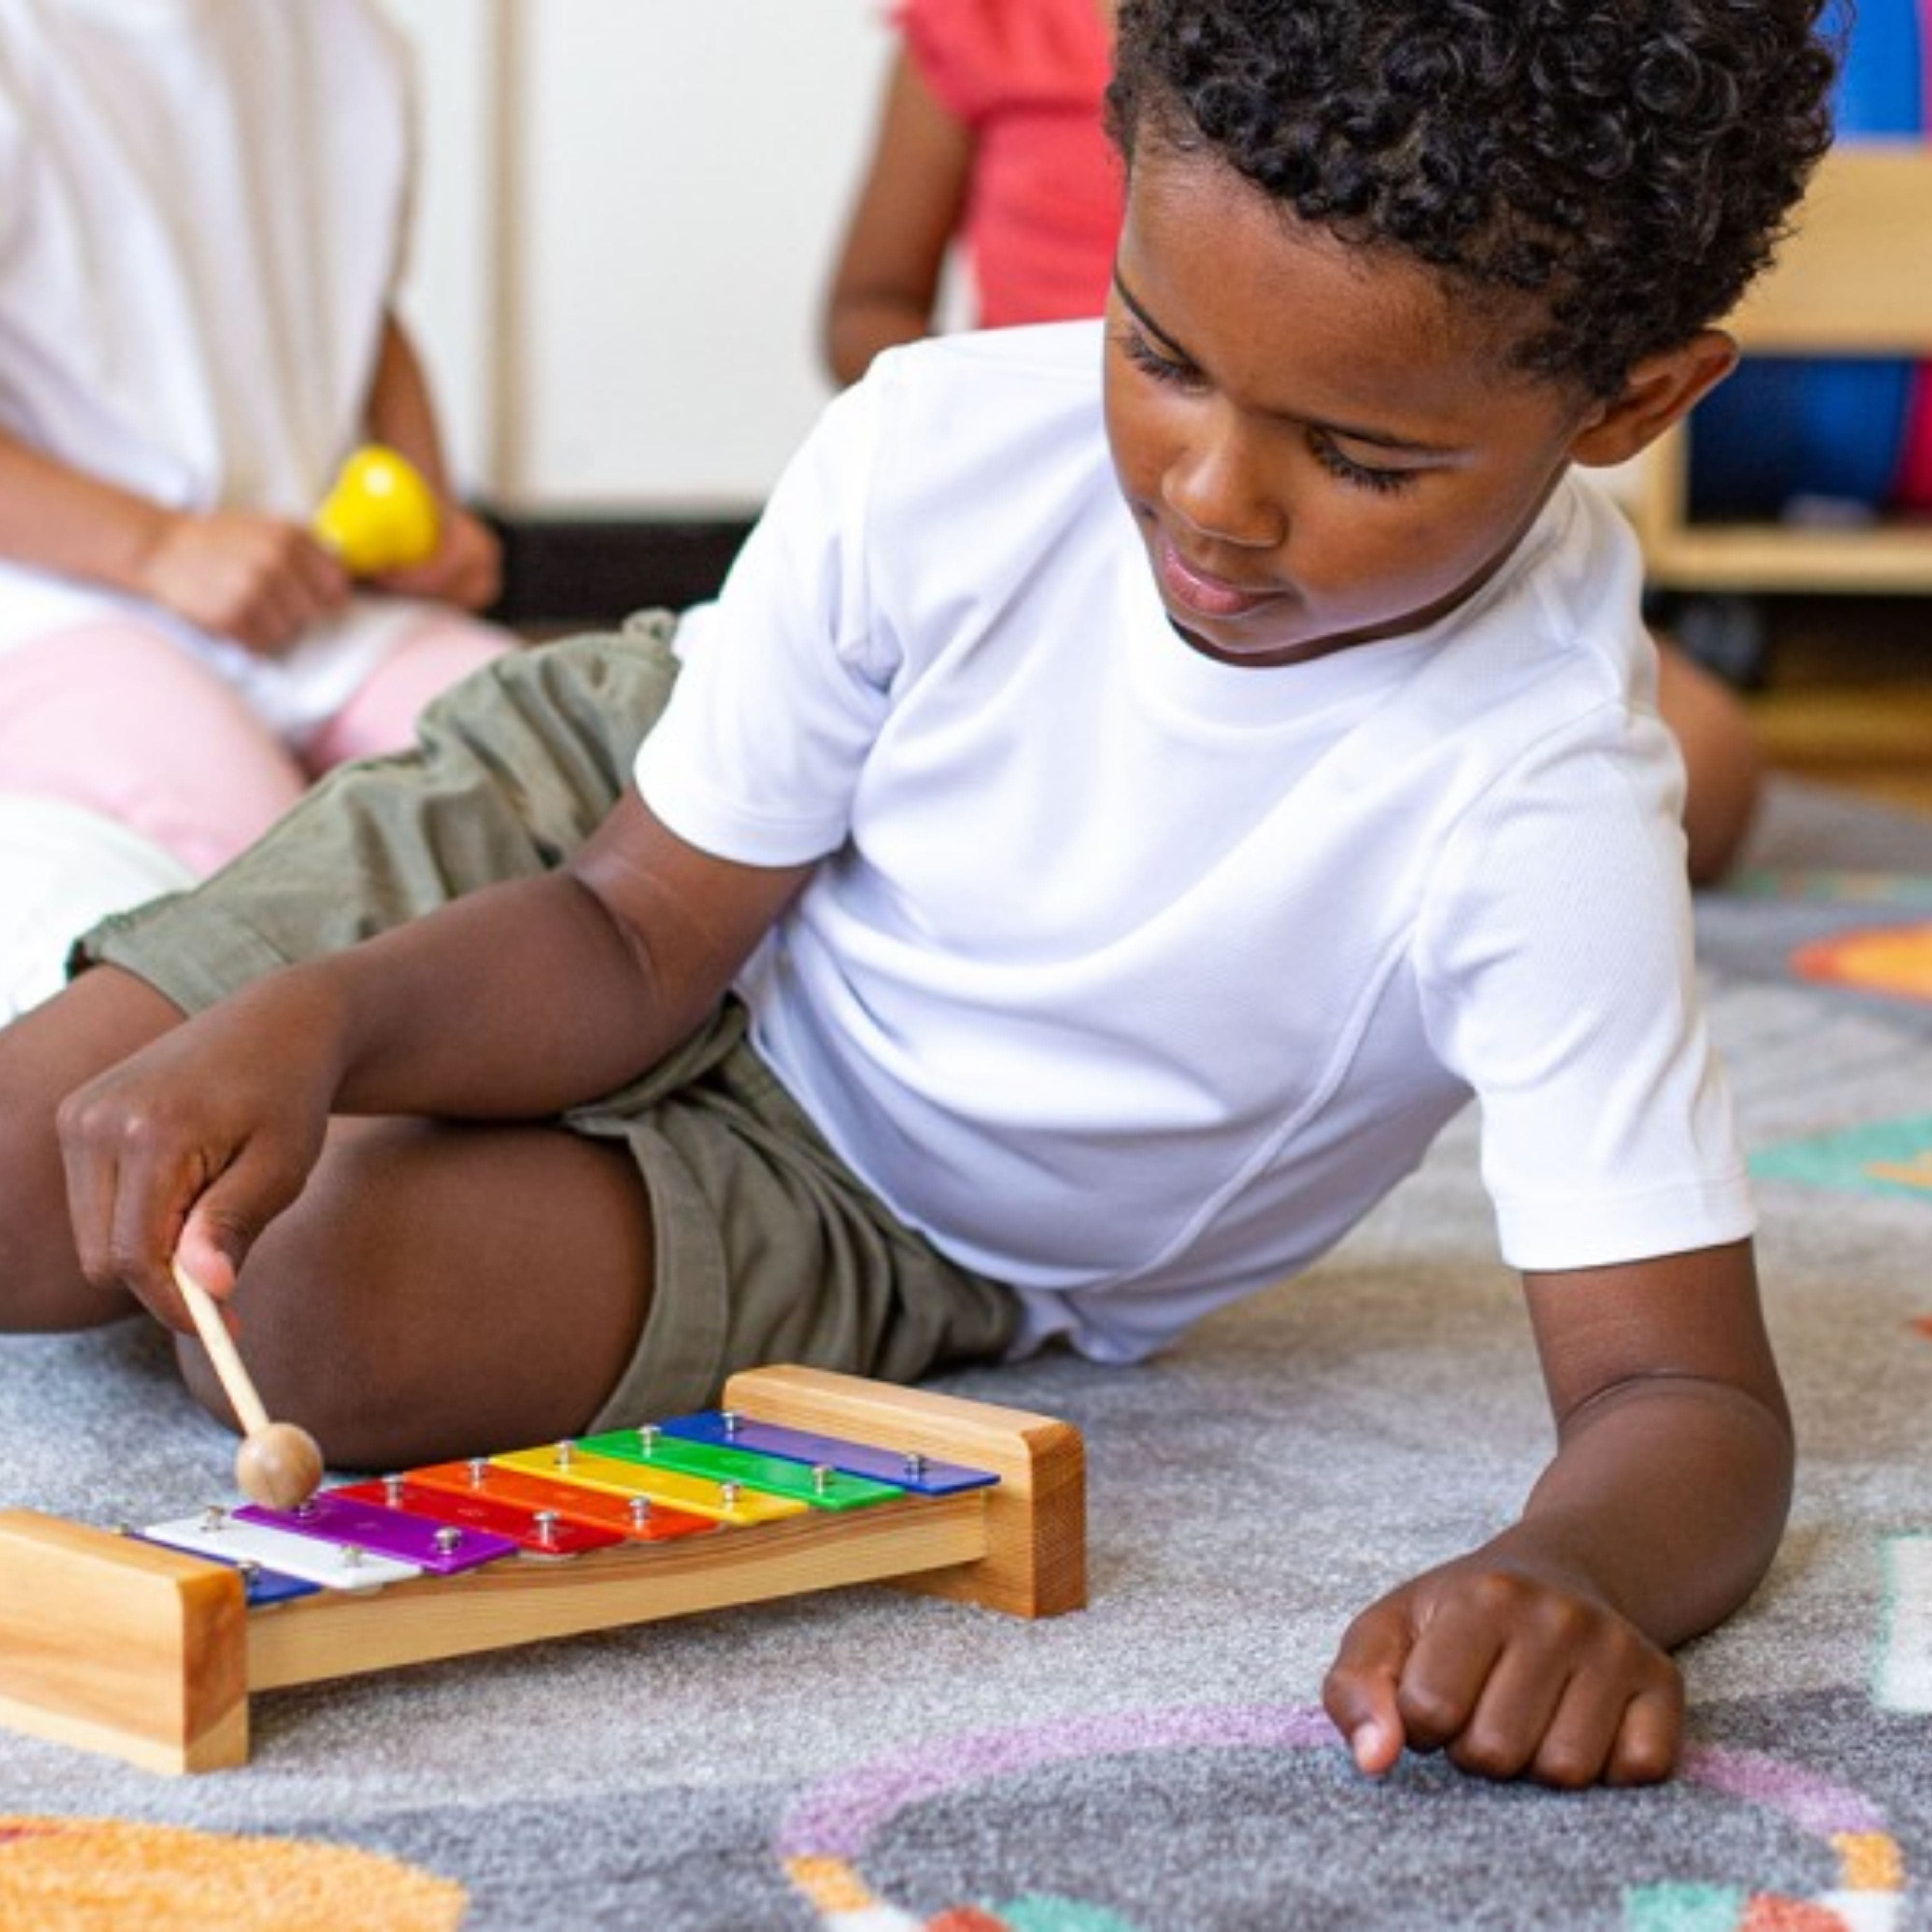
[[1519, 1668, 1681, 1790], [1446, 1642, 1572, 1783], [173, 1217, 241, 1326], [1348, 1710, 1406, 1777], [1602, 1679, 1684, 1789], [1323, 1609, 1411, 1776], [184, 1142, 302, 1301], [1387, 1595, 1512, 1752], [92, 1127, 198, 1321]]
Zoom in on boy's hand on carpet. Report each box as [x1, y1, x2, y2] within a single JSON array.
[[1321, 1555, 1684, 1789]]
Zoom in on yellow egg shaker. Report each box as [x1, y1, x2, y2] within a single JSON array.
[[312, 444, 440, 575]]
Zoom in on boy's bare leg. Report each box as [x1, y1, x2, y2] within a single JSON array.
[[177, 1112, 654, 1470], [0, 966, 187, 1330]]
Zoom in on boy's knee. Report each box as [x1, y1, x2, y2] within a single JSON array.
[[0, 965, 186, 1330], [212, 1174, 427, 1466]]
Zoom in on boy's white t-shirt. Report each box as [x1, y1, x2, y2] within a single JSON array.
[[0, 0, 432, 739], [636, 322, 1755, 1364]]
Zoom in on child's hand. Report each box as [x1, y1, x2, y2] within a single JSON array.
[[1321, 1550, 1684, 1788], [368, 503, 503, 612], [53, 978, 341, 1334], [137, 509, 352, 655]]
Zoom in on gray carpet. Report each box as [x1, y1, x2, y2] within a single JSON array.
[[1, 776, 1929, 1930]]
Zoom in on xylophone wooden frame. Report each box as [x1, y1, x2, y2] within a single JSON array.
[[0, 1365, 1086, 1775]]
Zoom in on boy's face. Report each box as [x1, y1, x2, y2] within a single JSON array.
[[1104, 143, 1604, 668]]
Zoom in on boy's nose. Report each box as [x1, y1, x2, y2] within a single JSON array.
[[1163, 429, 1288, 551]]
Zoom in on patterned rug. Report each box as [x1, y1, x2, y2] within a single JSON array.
[[1, 776, 1928, 1931]]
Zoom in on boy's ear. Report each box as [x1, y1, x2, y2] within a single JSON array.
[[1568, 330, 1739, 467]]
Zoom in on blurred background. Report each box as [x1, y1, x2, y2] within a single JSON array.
[[384, 0, 891, 516]]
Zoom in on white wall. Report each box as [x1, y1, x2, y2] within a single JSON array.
[[383, 0, 895, 515], [382, 0, 502, 496]]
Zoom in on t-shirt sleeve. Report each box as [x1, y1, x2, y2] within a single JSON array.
[[895, 0, 998, 124], [632, 373, 897, 866], [1414, 711, 1756, 1272]]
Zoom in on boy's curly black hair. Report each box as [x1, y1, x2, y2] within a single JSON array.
[[1107, 0, 1838, 398]]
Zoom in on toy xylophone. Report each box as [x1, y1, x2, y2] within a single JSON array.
[[0, 1365, 1085, 1774]]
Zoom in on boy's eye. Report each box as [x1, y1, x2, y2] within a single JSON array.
[[1307, 430, 1420, 496], [1118, 327, 1425, 497], [1115, 326, 1200, 388]]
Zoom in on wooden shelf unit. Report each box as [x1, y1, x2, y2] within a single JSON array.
[[1634, 144, 1932, 596]]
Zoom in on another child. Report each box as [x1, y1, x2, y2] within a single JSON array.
[[0, 0, 512, 1013], [822, 0, 1120, 385], [0, 0, 1835, 1790]]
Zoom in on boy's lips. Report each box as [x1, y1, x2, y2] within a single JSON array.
[[1152, 534, 1282, 622]]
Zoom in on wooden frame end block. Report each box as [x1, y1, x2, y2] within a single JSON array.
[[0, 1509, 247, 1775], [723, 1365, 1087, 1619]]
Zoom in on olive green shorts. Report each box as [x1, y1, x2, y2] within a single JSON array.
[[79, 611, 1021, 1427]]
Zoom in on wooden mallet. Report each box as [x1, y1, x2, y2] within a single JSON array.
[[170, 1259, 325, 1512]]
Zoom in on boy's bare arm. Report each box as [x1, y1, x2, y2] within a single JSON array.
[[1517, 1238, 1791, 1643], [57, 790, 813, 1323], [1321, 1238, 1791, 1787], [327, 788, 810, 1118]]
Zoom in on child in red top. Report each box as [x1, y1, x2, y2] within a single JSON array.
[[824, 0, 1121, 383]]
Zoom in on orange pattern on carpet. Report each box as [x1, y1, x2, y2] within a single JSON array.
[[1791, 923, 1932, 1002], [0, 1816, 466, 1931]]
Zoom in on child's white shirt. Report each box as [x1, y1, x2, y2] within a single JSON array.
[[636, 322, 1754, 1363], [0, 0, 431, 740]]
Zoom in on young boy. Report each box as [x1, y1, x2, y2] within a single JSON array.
[[0, 0, 1835, 1789]]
